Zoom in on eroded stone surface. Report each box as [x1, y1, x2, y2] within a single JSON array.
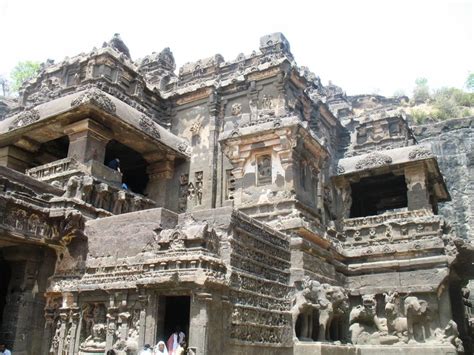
[[0, 33, 471, 355]]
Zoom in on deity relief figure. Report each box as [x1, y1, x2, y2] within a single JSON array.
[[231, 103, 242, 116], [257, 155, 272, 185]]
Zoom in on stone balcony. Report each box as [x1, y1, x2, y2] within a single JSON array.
[[26, 157, 122, 187], [339, 209, 445, 256], [26, 158, 155, 215]]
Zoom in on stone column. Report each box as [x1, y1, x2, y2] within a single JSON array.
[[405, 164, 431, 211], [67, 306, 80, 354], [145, 155, 175, 205], [138, 294, 148, 349], [64, 119, 112, 164], [144, 292, 157, 346], [41, 305, 57, 355], [106, 293, 119, 351], [189, 292, 212, 355], [57, 307, 70, 355]]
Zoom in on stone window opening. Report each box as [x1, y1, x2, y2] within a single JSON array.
[[156, 295, 190, 347], [350, 173, 408, 218], [104, 140, 149, 194], [256, 154, 272, 186]]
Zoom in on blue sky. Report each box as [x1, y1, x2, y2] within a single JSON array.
[[0, 0, 472, 96]]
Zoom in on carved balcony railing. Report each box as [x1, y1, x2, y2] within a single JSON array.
[[341, 209, 443, 247], [26, 157, 81, 181], [26, 158, 122, 186]]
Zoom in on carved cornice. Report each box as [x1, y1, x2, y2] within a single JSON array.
[[8, 108, 40, 131], [355, 152, 392, 170], [408, 146, 433, 160], [71, 88, 116, 114], [139, 115, 161, 140]]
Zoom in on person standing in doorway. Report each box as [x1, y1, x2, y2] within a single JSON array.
[[107, 158, 121, 173], [167, 326, 185, 355]]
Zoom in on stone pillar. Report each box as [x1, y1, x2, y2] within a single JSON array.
[[138, 294, 148, 349], [64, 119, 112, 164], [57, 307, 70, 355], [189, 292, 212, 355], [67, 306, 80, 354], [144, 293, 157, 346], [41, 304, 57, 355], [145, 155, 175, 205], [106, 293, 119, 351], [405, 164, 431, 211]]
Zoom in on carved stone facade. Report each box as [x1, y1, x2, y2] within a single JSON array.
[[0, 33, 472, 355]]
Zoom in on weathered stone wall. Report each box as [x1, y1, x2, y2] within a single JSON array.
[[227, 212, 293, 353], [413, 117, 474, 240]]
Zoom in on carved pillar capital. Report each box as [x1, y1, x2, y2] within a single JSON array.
[[146, 159, 174, 180], [64, 119, 113, 164]]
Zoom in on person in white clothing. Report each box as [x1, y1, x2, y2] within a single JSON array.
[[154, 340, 168, 354], [0, 342, 11, 355], [166, 326, 185, 355], [138, 344, 153, 355]]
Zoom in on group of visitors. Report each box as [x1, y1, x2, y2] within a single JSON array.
[[138, 327, 188, 355]]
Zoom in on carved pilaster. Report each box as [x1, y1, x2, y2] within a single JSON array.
[[189, 291, 213, 355], [57, 307, 70, 355], [145, 156, 175, 205], [67, 307, 80, 355], [138, 293, 148, 349]]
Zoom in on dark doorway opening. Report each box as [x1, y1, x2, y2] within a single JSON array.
[[35, 136, 69, 165], [350, 173, 408, 218], [157, 296, 190, 346], [0, 257, 11, 329], [104, 140, 149, 194]]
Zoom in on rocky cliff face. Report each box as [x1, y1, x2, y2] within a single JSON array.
[[413, 117, 473, 240]]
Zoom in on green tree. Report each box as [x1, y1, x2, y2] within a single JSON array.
[[413, 77, 430, 103], [0, 75, 9, 97], [466, 72, 474, 92], [10, 61, 40, 92]]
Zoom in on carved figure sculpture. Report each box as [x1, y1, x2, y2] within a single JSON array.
[[404, 296, 430, 342], [113, 190, 127, 214], [64, 175, 82, 200], [291, 278, 319, 340], [317, 283, 349, 342], [384, 291, 407, 339], [80, 323, 106, 351], [81, 175, 94, 203], [349, 294, 395, 345], [94, 183, 109, 210], [291, 278, 349, 342], [434, 320, 464, 353]]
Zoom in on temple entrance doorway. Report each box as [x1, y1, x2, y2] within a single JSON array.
[[0, 256, 11, 330], [156, 296, 190, 346]]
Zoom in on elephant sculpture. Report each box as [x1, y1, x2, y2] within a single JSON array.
[[291, 277, 349, 342], [317, 283, 349, 342], [404, 296, 430, 342], [384, 291, 408, 339]]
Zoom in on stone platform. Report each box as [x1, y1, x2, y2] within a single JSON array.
[[294, 342, 458, 355]]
